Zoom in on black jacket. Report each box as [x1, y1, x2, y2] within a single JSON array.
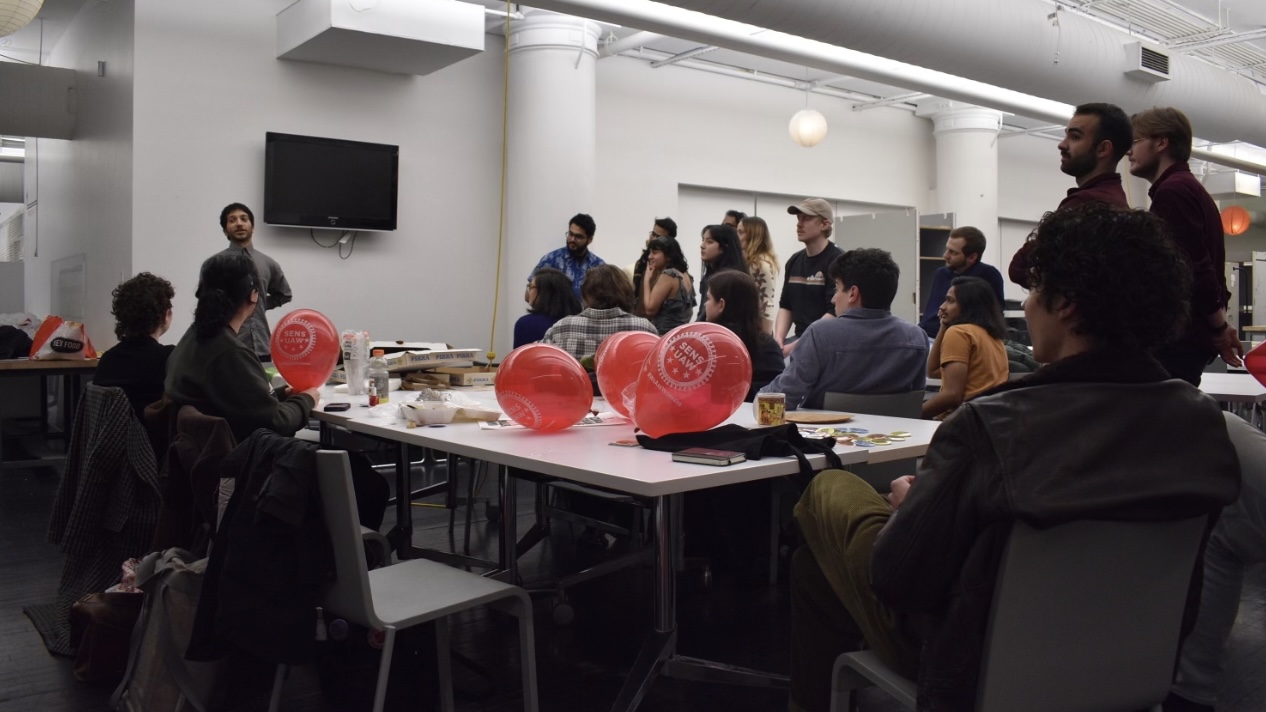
[[871, 349, 1242, 711], [188, 431, 331, 664]]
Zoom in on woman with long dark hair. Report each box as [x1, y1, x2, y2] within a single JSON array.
[[515, 267, 582, 347], [922, 275, 1009, 419], [640, 236, 695, 335], [166, 250, 320, 441], [696, 224, 748, 322], [703, 270, 784, 401]]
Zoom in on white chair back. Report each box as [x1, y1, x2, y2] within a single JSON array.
[[315, 450, 379, 630], [976, 517, 1206, 712]]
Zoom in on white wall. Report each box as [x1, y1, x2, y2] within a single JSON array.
[[23, 0, 134, 348], [131, 0, 505, 353], [593, 57, 935, 276]]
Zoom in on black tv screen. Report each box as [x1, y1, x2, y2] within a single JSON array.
[[264, 132, 399, 231]]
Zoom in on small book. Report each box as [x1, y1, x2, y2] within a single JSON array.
[[671, 447, 746, 466]]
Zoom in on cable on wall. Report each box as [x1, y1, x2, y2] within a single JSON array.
[[483, 0, 513, 367]]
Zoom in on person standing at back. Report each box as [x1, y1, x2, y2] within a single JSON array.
[[918, 227, 1004, 339], [1129, 106, 1241, 384], [738, 216, 781, 333], [530, 213, 604, 301], [213, 202, 291, 360], [1009, 102, 1133, 288], [776, 198, 844, 356]]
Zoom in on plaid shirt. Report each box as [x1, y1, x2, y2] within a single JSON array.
[[542, 307, 657, 360]]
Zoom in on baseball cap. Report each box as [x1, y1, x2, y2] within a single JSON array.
[[788, 198, 834, 223]]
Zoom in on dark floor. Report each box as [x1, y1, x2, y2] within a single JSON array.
[[3, 427, 1266, 712]]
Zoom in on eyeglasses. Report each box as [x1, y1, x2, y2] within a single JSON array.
[[1132, 137, 1151, 144], [565, 231, 588, 241], [527, 283, 538, 290]]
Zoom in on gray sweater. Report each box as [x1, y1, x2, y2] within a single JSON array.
[[165, 324, 314, 442], [760, 307, 928, 410]]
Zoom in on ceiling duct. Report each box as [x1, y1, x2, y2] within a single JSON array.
[[524, 0, 1266, 175], [637, 0, 1266, 148], [1124, 41, 1170, 83]]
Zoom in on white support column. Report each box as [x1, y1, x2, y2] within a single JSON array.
[[499, 11, 600, 357], [918, 100, 1004, 268]]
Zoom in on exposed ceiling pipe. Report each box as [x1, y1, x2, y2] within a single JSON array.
[[852, 92, 929, 112], [598, 30, 662, 57], [649, 0, 1266, 147], [649, 44, 718, 67], [621, 46, 915, 107], [524, 0, 1266, 176]]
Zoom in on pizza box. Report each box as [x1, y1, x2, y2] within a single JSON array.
[[382, 348, 480, 373], [433, 366, 497, 387]]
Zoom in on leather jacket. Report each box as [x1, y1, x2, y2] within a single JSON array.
[[871, 349, 1242, 711]]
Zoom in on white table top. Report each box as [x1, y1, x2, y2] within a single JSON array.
[[313, 386, 940, 498], [1199, 373, 1266, 404]]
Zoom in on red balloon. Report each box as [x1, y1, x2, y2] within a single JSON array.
[[596, 331, 660, 417], [270, 309, 340, 391], [1246, 342, 1266, 388], [632, 323, 752, 438], [495, 344, 593, 432]]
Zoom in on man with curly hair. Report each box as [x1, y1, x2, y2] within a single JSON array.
[[787, 204, 1242, 712], [95, 272, 176, 421]]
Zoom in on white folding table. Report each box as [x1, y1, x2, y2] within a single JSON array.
[[313, 387, 939, 712]]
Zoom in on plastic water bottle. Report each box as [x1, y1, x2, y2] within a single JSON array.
[[368, 349, 390, 404]]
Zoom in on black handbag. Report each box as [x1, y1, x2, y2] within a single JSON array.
[[637, 423, 843, 483]]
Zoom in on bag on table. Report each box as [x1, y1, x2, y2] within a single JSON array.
[[29, 316, 97, 361]]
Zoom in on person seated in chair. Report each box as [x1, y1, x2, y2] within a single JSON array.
[[95, 272, 176, 423], [759, 248, 927, 411], [787, 204, 1242, 712], [166, 250, 388, 529]]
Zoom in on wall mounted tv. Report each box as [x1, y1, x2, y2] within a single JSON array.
[[264, 132, 399, 231]]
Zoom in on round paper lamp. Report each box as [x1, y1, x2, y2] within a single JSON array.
[[788, 108, 828, 147], [0, 0, 43, 38], [1222, 206, 1251, 236]]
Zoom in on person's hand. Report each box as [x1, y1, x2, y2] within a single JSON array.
[[302, 387, 322, 408], [645, 263, 661, 284], [1215, 324, 1244, 368], [781, 340, 797, 357], [937, 311, 951, 329], [887, 475, 916, 509]]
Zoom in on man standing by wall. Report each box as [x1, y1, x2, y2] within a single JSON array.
[[1008, 102, 1133, 288], [776, 198, 844, 356], [214, 202, 291, 360], [1129, 107, 1241, 384], [531, 213, 604, 301], [918, 227, 1004, 338]]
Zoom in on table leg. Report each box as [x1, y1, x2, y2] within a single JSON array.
[[609, 494, 678, 712], [497, 464, 519, 584], [388, 442, 413, 559]]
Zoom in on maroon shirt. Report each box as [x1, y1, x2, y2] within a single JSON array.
[[1008, 172, 1130, 287], [1148, 162, 1229, 351]]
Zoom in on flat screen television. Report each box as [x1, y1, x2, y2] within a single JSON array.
[[264, 132, 399, 231]]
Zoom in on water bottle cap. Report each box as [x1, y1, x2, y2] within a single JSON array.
[[372, 349, 385, 356]]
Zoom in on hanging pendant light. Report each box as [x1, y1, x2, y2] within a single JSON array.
[[789, 68, 828, 147], [789, 108, 828, 147], [0, 0, 43, 38]]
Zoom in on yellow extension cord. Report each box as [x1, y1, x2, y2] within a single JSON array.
[[484, 1, 513, 369]]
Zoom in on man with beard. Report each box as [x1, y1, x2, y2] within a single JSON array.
[[211, 202, 291, 359], [1129, 106, 1242, 384], [1008, 102, 1132, 288], [917, 226, 1004, 339], [530, 213, 605, 300]]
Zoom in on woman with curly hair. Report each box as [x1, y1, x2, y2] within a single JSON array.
[[738, 216, 780, 332], [921, 276, 1008, 419], [95, 272, 176, 421], [640, 236, 695, 335]]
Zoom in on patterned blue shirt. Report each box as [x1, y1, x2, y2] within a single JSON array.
[[531, 247, 606, 300]]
